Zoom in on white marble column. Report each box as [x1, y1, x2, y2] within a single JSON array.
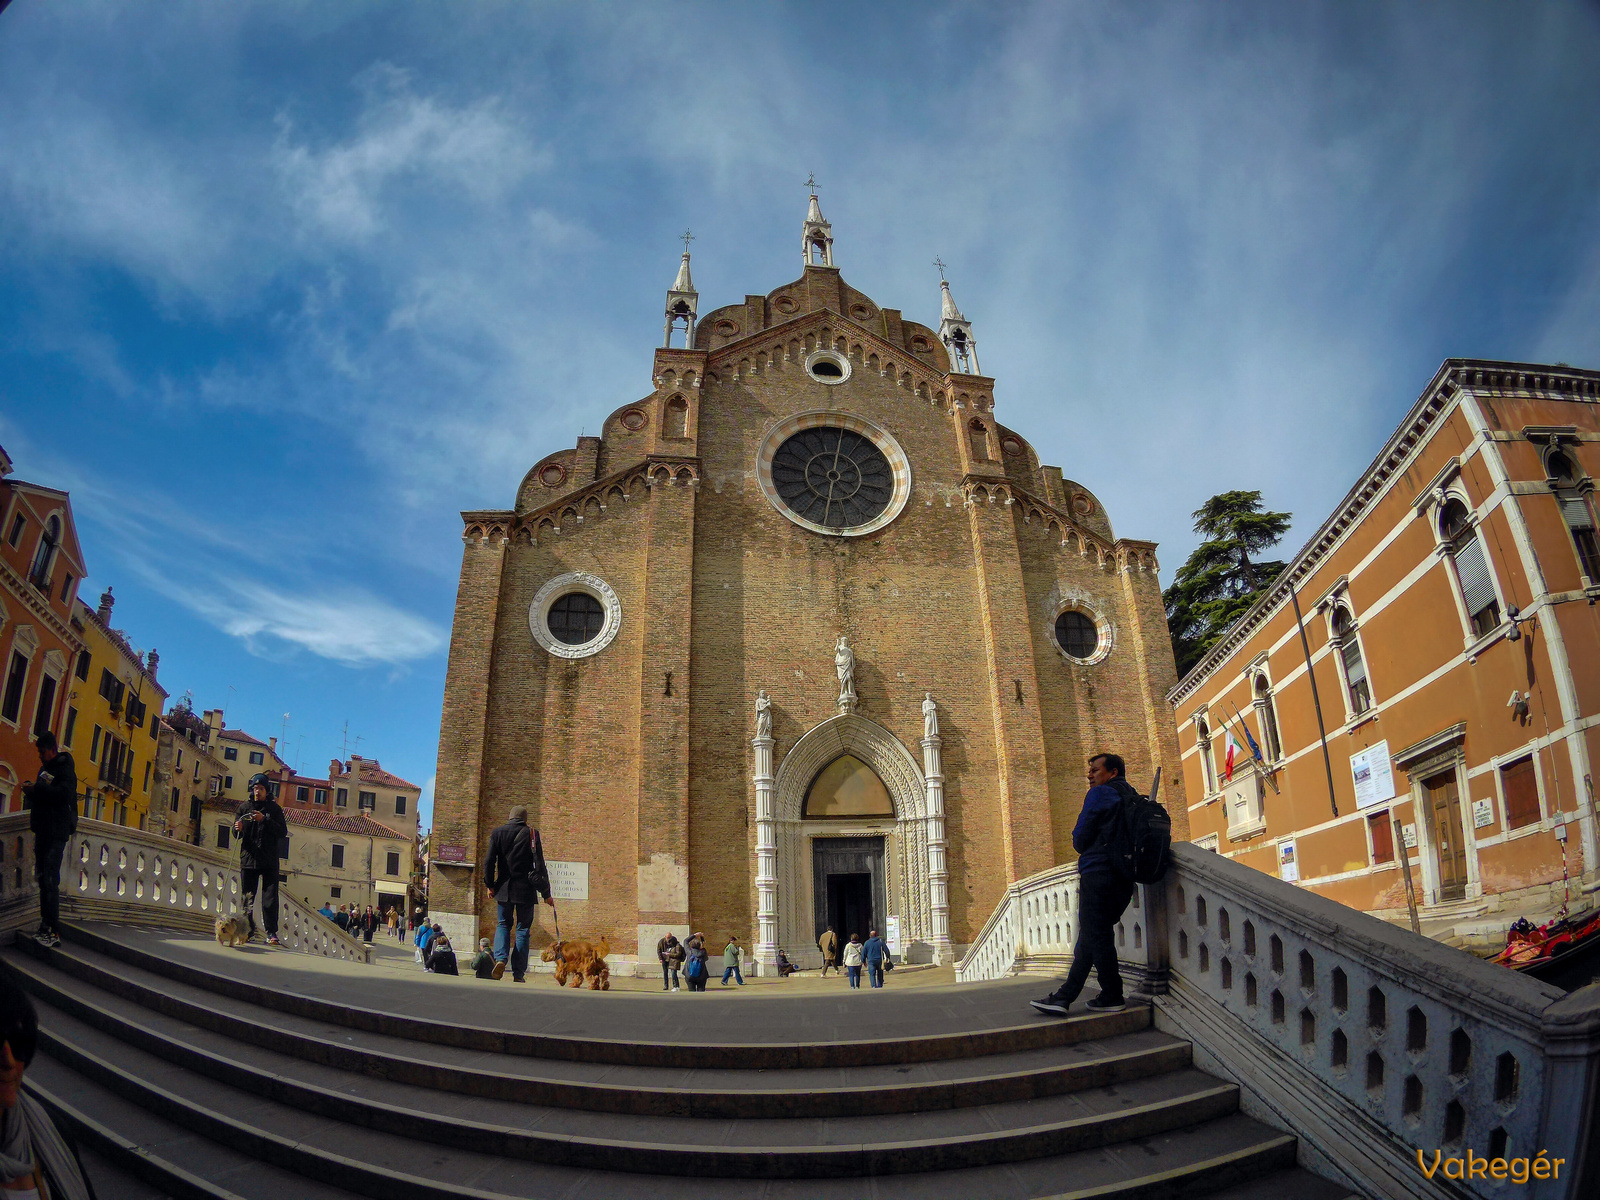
[[753, 731, 778, 975], [921, 732, 952, 964]]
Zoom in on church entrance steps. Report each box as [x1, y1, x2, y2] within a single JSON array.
[[4, 922, 1355, 1199]]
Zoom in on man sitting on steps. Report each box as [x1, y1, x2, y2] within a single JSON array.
[[1031, 752, 1138, 1017]]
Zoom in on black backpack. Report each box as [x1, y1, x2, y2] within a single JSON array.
[[1107, 777, 1172, 884]]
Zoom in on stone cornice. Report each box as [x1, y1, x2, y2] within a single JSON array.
[[959, 476, 1159, 575], [1167, 358, 1600, 707]]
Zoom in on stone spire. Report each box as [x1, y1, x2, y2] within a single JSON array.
[[937, 276, 980, 375], [802, 175, 834, 268], [662, 229, 699, 349]]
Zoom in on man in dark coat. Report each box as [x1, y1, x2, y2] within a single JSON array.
[[1032, 753, 1139, 1016], [482, 805, 553, 982], [23, 733, 77, 948], [233, 773, 289, 946]]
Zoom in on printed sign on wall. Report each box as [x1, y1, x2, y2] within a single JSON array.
[[547, 860, 589, 901], [1472, 798, 1496, 829], [885, 915, 902, 955], [1350, 742, 1397, 810], [1277, 838, 1299, 883]]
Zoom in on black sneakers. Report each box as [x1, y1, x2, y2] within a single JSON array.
[[1085, 994, 1126, 1013], [32, 928, 60, 948], [1029, 993, 1074, 1016]]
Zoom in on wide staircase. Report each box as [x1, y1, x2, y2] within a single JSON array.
[[1, 921, 1356, 1200]]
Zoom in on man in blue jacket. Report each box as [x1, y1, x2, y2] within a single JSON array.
[[861, 929, 888, 988], [1031, 753, 1137, 1016]]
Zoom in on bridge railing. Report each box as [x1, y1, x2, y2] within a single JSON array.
[[956, 843, 1600, 1199], [0, 813, 369, 964]]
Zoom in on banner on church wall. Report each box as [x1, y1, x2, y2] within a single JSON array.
[[547, 860, 589, 901]]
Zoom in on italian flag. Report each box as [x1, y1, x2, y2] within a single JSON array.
[[1223, 729, 1245, 783]]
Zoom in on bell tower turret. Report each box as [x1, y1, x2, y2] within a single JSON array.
[[663, 229, 699, 348], [935, 260, 980, 375], [801, 175, 834, 267]]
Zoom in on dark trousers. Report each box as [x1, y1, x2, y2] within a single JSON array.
[[34, 834, 68, 933], [240, 866, 280, 937], [1058, 872, 1137, 1004], [661, 963, 679, 989]]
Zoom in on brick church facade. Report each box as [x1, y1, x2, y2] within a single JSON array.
[[429, 194, 1187, 972]]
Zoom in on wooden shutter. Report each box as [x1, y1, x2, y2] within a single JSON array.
[[1368, 812, 1395, 864], [1561, 494, 1595, 531], [1451, 534, 1497, 619], [1500, 757, 1541, 830]]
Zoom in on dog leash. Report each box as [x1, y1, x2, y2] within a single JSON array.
[[552, 908, 561, 940]]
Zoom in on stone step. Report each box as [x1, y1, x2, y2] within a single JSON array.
[[7, 945, 1193, 1119], [1201, 1169, 1363, 1200], [24, 1047, 1300, 1200], [45, 922, 1144, 1067], [33, 1004, 1242, 1177]]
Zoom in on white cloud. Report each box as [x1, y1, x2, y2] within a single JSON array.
[[168, 582, 445, 667]]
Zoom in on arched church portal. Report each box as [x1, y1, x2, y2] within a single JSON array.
[[766, 715, 936, 968]]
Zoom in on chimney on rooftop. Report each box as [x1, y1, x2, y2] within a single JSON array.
[[269, 736, 277, 752], [146, 649, 159, 680], [97, 587, 114, 621]]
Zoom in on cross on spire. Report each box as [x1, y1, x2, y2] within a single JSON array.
[[680, 228, 694, 254], [933, 255, 947, 282], [805, 172, 819, 194]]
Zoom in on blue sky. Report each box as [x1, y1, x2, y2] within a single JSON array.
[[3, 2, 1598, 831]]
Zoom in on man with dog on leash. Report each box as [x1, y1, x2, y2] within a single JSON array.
[[483, 805, 554, 983], [234, 773, 288, 946]]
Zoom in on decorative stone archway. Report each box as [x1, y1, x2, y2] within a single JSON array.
[[753, 713, 946, 972]]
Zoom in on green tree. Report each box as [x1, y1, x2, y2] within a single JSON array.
[[1163, 490, 1292, 678]]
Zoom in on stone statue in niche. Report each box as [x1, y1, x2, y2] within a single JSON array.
[[754, 689, 772, 739], [922, 692, 939, 739], [835, 635, 856, 711]]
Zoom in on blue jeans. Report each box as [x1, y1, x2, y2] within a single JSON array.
[[866, 961, 884, 988], [721, 964, 744, 985], [847, 965, 862, 988], [494, 900, 535, 978]]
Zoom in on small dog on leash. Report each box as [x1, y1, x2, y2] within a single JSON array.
[[214, 913, 251, 949]]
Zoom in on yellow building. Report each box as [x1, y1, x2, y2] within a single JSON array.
[[67, 587, 167, 830], [152, 699, 227, 846], [201, 709, 288, 805]]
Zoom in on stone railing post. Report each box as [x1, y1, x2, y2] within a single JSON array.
[[753, 731, 778, 976], [1534, 982, 1600, 1199], [921, 730, 951, 965], [1135, 875, 1171, 999]]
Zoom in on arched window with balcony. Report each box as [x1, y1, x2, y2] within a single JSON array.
[[1253, 675, 1283, 763], [1195, 713, 1217, 794], [1438, 499, 1500, 636], [1330, 606, 1372, 718], [1547, 450, 1600, 585]]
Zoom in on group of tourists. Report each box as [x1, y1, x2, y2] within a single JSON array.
[[317, 902, 401, 944], [654, 932, 744, 991], [816, 926, 892, 988], [413, 921, 459, 975]]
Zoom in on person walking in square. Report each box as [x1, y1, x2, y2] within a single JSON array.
[[842, 934, 864, 988], [861, 929, 887, 989], [1032, 753, 1139, 1016], [22, 733, 76, 948], [482, 805, 554, 982], [234, 774, 288, 946], [657, 932, 684, 991], [720, 936, 745, 986], [817, 925, 838, 976], [684, 932, 710, 991]]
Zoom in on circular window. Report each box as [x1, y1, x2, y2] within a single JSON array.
[[539, 463, 567, 488], [620, 408, 646, 431], [774, 295, 797, 314], [713, 319, 740, 337], [546, 593, 604, 645], [849, 304, 872, 321], [1001, 436, 1024, 458], [757, 413, 911, 537], [1072, 492, 1095, 516], [1055, 610, 1101, 660], [529, 572, 622, 659], [805, 349, 851, 385]]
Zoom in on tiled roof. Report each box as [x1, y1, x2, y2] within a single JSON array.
[[333, 758, 421, 791], [283, 808, 407, 839], [216, 728, 269, 747]]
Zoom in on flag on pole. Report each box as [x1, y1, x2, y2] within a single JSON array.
[[1223, 727, 1245, 783], [1230, 704, 1264, 764]]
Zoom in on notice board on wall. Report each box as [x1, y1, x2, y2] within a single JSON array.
[[1350, 742, 1396, 810], [546, 860, 589, 901]]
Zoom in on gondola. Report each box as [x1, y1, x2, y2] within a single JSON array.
[[1491, 908, 1600, 983]]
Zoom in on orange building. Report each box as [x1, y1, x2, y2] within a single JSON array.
[[0, 444, 88, 811], [1168, 360, 1600, 929]]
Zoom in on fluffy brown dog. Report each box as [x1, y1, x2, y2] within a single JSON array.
[[540, 937, 610, 988], [214, 913, 251, 949]]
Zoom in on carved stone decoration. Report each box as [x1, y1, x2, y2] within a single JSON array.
[[751, 694, 778, 975], [835, 635, 857, 713], [527, 571, 623, 660], [764, 713, 933, 967], [754, 689, 772, 739], [922, 692, 939, 739], [920, 706, 952, 964]]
